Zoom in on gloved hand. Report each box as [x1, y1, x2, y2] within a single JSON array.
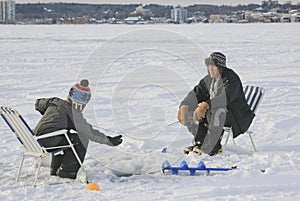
[[178, 105, 189, 126], [107, 135, 123, 146], [193, 102, 209, 123]]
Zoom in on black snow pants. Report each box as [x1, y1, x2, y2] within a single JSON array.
[[39, 131, 87, 174]]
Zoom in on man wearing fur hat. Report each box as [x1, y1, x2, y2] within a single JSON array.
[[34, 79, 123, 179], [178, 52, 254, 156]]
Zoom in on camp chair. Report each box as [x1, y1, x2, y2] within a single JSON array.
[[223, 85, 265, 152], [0, 107, 83, 187]]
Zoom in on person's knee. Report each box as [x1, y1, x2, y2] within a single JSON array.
[[211, 108, 226, 127]]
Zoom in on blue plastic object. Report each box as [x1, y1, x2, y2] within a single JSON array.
[[162, 160, 233, 175], [161, 147, 168, 153]]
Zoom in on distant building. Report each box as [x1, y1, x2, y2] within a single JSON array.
[[0, 0, 15, 24], [124, 16, 144, 24], [171, 5, 187, 24], [209, 14, 228, 23]]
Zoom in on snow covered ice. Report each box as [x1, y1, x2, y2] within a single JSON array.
[[0, 23, 300, 200]]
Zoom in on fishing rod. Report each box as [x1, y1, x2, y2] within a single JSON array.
[[92, 120, 180, 136]]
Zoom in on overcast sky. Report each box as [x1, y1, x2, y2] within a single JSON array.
[[15, 0, 300, 6]]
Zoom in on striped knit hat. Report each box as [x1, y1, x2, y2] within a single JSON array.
[[205, 52, 226, 68], [68, 79, 91, 111]]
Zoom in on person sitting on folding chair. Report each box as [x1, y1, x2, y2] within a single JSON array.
[[178, 52, 255, 156], [34, 79, 123, 179]]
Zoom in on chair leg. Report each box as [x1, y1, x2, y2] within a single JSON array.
[[16, 155, 25, 182], [64, 133, 83, 167], [71, 145, 83, 167], [223, 129, 238, 151], [34, 157, 42, 187], [223, 133, 230, 150], [64, 133, 88, 183], [248, 132, 257, 152], [223, 128, 232, 151], [232, 136, 237, 146]]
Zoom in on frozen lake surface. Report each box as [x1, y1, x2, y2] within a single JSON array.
[[0, 23, 300, 200]]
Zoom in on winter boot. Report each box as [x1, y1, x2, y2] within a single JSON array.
[[208, 142, 223, 156], [56, 167, 77, 179], [183, 145, 195, 154], [184, 140, 203, 155], [192, 145, 203, 155]]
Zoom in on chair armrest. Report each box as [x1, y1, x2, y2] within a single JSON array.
[[35, 129, 68, 140]]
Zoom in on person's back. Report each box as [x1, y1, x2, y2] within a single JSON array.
[[34, 97, 74, 137]]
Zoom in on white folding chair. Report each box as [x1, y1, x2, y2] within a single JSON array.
[[223, 85, 265, 152], [0, 107, 83, 187]]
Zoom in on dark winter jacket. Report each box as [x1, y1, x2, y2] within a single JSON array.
[[181, 67, 255, 138], [33, 97, 113, 147]]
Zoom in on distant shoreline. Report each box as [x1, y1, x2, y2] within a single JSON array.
[[14, 1, 300, 6], [3, 1, 300, 24], [11, 1, 257, 7]]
